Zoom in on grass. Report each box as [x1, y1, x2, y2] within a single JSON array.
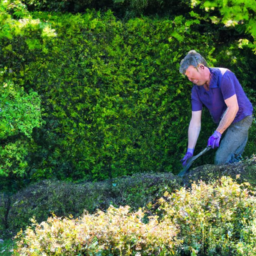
[[0, 239, 15, 256]]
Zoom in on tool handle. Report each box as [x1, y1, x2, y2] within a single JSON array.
[[177, 146, 211, 177], [192, 146, 211, 161]]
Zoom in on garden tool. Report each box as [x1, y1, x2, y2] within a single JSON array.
[[178, 146, 211, 177]]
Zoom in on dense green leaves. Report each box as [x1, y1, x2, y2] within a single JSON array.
[[29, 12, 218, 181], [13, 177, 256, 255], [0, 8, 217, 182], [0, 81, 42, 177], [0, 0, 255, 186], [0, 83, 41, 138], [192, 0, 256, 52]]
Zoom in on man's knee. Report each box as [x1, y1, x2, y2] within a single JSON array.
[[214, 150, 231, 165], [214, 156, 226, 165]]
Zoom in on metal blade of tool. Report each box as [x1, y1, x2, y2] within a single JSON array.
[[178, 146, 211, 177]]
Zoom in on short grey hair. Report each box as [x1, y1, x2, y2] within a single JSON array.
[[179, 50, 208, 75]]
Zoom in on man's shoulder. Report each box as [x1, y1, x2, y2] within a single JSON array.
[[210, 67, 236, 88], [217, 67, 230, 75], [211, 67, 231, 75]]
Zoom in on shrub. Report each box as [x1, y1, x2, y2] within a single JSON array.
[[13, 177, 256, 255], [0, 82, 42, 176], [0, 0, 50, 185], [181, 154, 256, 188], [158, 176, 256, 255], [5, 172, 180, 238], [14, 206, 179, 255]]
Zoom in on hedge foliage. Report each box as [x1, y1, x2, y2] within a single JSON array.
[[15, 207, 179, 255], [158, 177, 256, 255], [193, 0, 256, 53], [2, 156, 256, 239], [1, 156, 256, 239], [2, 172, 180, 238], [1, 5, 219, 182], [1, 0, 256, 186], [0, 1, 43, 182], [13, 177, 256, 255], [0, 82, 42, 178]]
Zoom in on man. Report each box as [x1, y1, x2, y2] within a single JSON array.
[[179, 50, 253, 166]]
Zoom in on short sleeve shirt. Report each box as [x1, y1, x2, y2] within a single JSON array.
[[191, 68, 253, 124]]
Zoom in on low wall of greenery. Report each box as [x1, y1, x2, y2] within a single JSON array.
[[0, 172, 180, 237], [13, 177, 256, 256]]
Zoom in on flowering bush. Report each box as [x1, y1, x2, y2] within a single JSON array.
[[14, 206, 179, 255], [158, 176, 256, 255], [14, 177, 256, 255]]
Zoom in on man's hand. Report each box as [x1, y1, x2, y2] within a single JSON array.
[[181, 148, 194, 167], [207, 131, 222, 149]]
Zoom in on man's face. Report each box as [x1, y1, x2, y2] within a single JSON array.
[[185, 65, 206, 86]]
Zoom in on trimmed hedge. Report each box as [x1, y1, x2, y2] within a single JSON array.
[[1, 156, 256, 241], [1, 2, 255, 185], [1, 8, 219, 182], [27, 12, 217, 181], [2, 172, 180, 238]]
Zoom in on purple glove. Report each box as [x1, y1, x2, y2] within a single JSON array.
[[207, 131, 222, 149], [181, 148, 194, 167]]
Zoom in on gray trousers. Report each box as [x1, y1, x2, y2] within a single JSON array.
[[215, 115, 253, 165]]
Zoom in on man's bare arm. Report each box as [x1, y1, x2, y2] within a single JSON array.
[[188, 110, 202, 149], [216, 94, 239, 134]]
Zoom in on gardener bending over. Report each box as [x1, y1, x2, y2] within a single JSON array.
[[180, 50, 253, 166]]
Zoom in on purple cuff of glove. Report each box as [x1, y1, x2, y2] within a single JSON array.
[[207, 130, 222, 149], [187, 148, 194, 155], [181, 148, 194, 167]]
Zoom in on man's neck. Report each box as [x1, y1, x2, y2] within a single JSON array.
[[204, 67, 211, 87]]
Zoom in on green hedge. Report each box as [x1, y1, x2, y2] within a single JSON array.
[[20, 11, 218, 181], [13, 177, 256, 255], [1, 2, 255, 185], [2, 172, 180, 237]]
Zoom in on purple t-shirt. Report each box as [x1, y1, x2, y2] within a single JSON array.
[[191, 68, 253, 124]]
